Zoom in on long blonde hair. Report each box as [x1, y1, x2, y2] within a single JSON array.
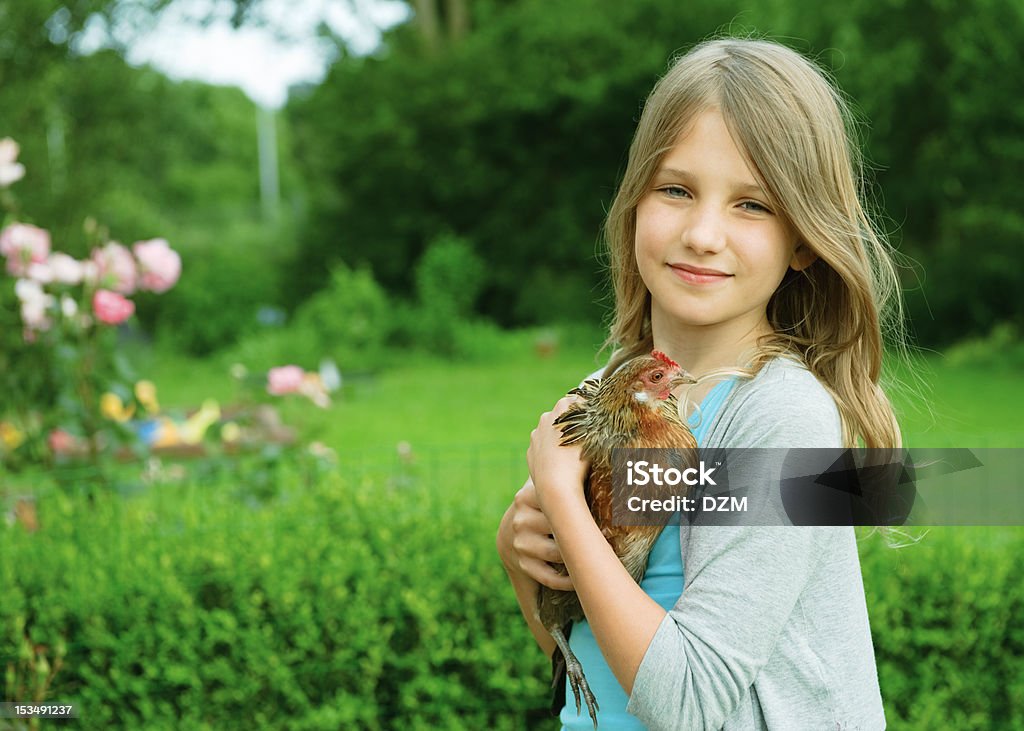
[[601, 37, 906, 449]]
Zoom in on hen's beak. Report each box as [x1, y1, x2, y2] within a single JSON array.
[[669, 370, 697, 388]]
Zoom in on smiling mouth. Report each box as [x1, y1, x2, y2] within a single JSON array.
[[668, 263, 732, 284]]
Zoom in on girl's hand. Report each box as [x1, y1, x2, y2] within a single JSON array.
[[497, 478, 574, 591], [527, 396, 590, 513]]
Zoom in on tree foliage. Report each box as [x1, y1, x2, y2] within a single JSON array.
[[0, 0, 286, 352], [286, 0, 1024, 345]]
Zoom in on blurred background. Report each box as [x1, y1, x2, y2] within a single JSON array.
[[1, 0, 1022, 729]]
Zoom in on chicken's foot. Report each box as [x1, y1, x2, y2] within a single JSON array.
[[550, 625, 599, 729]]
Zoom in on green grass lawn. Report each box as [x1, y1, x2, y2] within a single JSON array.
[[891, 358, 1022, 447], [123, 337, 1023, 524], [137, 339, 1023, 452]]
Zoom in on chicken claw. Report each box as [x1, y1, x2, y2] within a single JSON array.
[[550, 626, 600, 728]]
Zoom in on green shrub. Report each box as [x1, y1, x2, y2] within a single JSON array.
[[859, 527, 1024, 730], [0, 460, 553, 730], [413, 233, 486, 320], [944, 323, 1024, 370], [221, 261, 395, 375], [389, 234, 493, 358], [150, 218, 289, 357], [291, 262, 392, 369]]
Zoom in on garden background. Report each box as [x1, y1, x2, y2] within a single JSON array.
[[1, 0, 1023, 728]]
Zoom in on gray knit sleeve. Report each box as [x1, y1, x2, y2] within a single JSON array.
[[625, 359, 847, 730]]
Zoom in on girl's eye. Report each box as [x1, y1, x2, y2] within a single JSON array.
[[651, 371, 663, 382], [740, 200, 772, 214], [659, 185, 690, 199]]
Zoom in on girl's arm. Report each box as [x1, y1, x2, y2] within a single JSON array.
[[526, 396, 669, 696], [496, 477, 573, 659]]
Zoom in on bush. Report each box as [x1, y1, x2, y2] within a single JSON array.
[[152, 219, 287, 357], [859, 527, 1024, 730], [292, 262, 392, 369], [389, 234, 492, 358], [221, 261, 394, 376], [3, 460, 1023, 730], [944, 323, 1024, 370], [0, 460, 553, 730]]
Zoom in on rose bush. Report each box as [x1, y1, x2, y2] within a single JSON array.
[[0, 137, 181, 469]]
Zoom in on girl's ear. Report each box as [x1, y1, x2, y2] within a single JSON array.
[[789, 242, 817, 272]]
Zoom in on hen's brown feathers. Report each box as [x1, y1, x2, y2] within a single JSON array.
[[537, 353, 698, 723], [539, 370, 695, 624]]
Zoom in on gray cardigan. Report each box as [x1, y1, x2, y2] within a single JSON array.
[[624, 357, 886, 730]]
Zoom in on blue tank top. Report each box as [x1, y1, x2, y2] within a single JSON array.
[[559, 377, 737, 730]]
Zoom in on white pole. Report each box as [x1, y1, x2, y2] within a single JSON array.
[[257, 105, 280, 222]]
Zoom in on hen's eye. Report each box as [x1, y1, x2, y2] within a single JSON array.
[[651, 371, 663, 382]]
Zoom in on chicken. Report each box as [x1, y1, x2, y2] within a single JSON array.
[[536, 350, 698, 728]]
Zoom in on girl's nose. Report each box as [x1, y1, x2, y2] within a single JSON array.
[[682, 204, 727, 255]]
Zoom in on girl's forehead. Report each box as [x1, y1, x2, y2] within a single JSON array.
[[657, 110, 764, 185]]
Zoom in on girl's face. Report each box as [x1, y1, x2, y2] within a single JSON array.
[[635, 108, 813, 342]]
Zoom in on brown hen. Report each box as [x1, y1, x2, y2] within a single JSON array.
[[536, 350, 698, 728]]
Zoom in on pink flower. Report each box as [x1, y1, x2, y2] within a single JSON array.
[[133, 238, 181, 293], [20, 299, 52, 332], [91, 242, 137, 295], [14, 279, 53, 332], [0, 137, 25, 187], [92, 289, 135, 325], [1, 223, 51, 276], [48, 253, 84, 285], [267, 365, 305, 395], [27, 261, 53, 284], [48, 429, 78, 456]]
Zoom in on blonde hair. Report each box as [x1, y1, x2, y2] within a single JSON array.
[[601, 37, 906, 449]]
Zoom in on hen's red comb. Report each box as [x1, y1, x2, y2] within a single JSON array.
[[651, 350, 679, 368]]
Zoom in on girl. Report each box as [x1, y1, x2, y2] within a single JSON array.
[[497, 37, 903, 730]]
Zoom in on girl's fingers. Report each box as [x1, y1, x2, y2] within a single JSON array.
[[519, 556, 575, 591], [514, 478, 541, 510], [510, 477, 573, 585], [512, 528, 564, 565], [511, 501, 555, 537]]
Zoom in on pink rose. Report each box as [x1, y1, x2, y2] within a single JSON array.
[[48, 429, 74, 455], [0, 137, 25, 187], [92, 289, 135, 325], [14, 278, 53, 332], [27, 261, 53, 284], [48, 253, 84, 285], [1, 223, 51, 276], [267, 365, 305, 395], [91, 242, 137, 295], [133, 238, 181, 293]]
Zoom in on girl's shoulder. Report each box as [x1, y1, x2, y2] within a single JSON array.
[[576, 355, 842, 447], [710, 356, 842, 448]]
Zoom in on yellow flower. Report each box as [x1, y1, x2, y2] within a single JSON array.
[[0, 421, 25, 450], [134, 380, 160, 414], [181, 399, 221, 445], [152, 418, 180, 448], [100, 392, 135, 422], [221, 422, 241, 443]]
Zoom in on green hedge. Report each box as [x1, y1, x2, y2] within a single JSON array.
[[1, 461, 551, 730], [2, 464, 1023, 730], [860, 527, 1024, 730]]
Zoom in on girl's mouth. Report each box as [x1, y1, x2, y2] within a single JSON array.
[[669, 263, 732, 285]]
